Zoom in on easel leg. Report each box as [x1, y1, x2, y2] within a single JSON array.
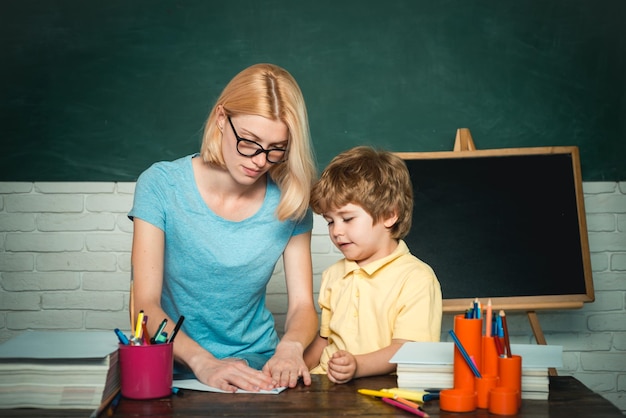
[[527, 311, 558, 376]]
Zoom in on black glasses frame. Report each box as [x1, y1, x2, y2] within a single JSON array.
[[227, 117, 288, 164]]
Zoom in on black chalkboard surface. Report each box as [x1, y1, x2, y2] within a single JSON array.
[[397, 145, 594, 313], [1, 0, 625, 181]]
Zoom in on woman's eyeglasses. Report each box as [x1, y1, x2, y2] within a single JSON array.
[[228, 117, 287, 164]]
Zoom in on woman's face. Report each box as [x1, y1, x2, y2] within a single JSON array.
[[219, 113, 289, 186]]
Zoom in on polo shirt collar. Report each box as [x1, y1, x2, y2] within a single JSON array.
[[341, 239, 410, 278]]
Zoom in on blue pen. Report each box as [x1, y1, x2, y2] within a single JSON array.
[[114, 328, 130, 345]]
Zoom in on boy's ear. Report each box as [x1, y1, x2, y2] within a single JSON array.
[[382, 210, 399, 229]]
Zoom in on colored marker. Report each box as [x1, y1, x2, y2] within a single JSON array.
[[152, 318, 168, 343], [134, 310, 144, 340], [449, 329, 482, 378], [358, 389, 396, 399], [114, 328, 129, 345], [142, 322, 151, 345], [167, 315, 185, 343], [382, 397, 430, 417], [381, 388, 427, 402], [155, 331, 168, 344]]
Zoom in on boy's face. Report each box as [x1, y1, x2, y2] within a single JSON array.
[[322, 203, 398, 266]]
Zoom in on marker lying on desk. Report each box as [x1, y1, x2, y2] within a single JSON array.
[[382, 397, 430, 417], [358, 389, 397, 399], [381, 388, 425, 402]]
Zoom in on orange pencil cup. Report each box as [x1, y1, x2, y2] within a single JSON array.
[[489, 386, 519, 415], [452, 315, 483, 391], [497, 354, 522, 409], [119, 343, 173, 400], [475, 375, 499, 409], [481, 336, 499, 376], [439, 388, 477, 413]]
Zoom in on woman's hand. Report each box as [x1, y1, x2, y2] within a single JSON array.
[[327, 350, 357, 384], [191, 355, 276, 393], [262, 340, 310, 388]]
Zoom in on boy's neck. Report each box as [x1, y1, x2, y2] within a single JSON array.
[[353, 239, 400, 268]]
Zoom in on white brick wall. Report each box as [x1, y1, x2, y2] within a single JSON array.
[[1, 181, 625, 412]]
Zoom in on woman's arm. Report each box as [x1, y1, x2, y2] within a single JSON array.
[[131, 218, 275, 392], [263, 231, 319, 387]]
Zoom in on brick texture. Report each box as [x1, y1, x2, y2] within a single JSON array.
[[0, 180, 625, 412]]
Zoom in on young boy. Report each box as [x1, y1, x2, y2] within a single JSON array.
[[304, 146, 442, 384]]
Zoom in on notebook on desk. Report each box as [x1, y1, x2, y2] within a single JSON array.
[[0, 331, 120, 412]]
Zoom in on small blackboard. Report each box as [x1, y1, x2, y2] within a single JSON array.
[[397, 144, 594, 313]]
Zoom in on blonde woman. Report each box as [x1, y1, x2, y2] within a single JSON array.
[[129, 64, 318, 392]]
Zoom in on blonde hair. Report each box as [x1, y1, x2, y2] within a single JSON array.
[[310, 146, 414, 239], [200, 63, 316, 221]]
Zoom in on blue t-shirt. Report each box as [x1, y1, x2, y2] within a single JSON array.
[[128, 154, 313, 369]]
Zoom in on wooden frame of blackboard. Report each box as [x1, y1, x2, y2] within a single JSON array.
[[395, 145, 594, 314]]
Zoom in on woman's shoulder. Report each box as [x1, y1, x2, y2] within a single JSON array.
[[138, 154, 195, 184]]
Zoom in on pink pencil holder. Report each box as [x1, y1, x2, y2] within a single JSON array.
[[119, 343, 173, 400]]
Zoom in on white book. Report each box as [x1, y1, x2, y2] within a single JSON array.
[[0, 331, 120, 412], [390, 341, 559, 399], [390, 341, 563, 369]]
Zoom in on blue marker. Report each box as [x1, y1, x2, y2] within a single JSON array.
[[114, 328, 130, 345]]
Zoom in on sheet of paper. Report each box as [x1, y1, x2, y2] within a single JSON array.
[[173, 378, 286, 394]]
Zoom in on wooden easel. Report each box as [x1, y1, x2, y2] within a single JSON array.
[[452, 128, 558, 376]]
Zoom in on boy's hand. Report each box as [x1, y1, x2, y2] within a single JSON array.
[[327, 350, 357, 384]]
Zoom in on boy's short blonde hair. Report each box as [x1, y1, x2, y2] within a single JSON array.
[[310, 146, 413, 239]]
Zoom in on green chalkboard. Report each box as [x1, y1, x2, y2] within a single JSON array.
[[398, 146, 594, 312], [1, 0, 625, 181]]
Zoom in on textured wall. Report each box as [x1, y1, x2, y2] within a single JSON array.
[[0, 181, 624, 411]]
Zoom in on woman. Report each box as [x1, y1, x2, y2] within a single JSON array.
[[129, 63, 318, 392]]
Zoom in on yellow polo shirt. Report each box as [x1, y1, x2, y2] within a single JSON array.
[[310, 240, 442, 374]]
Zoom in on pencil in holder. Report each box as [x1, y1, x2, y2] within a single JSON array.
[[452, 314, 483, 391], [481, 336, 499, 377]]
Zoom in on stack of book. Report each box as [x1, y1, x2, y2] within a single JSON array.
[[0, 331, 120, 415], [390, 341, 562, 400]]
